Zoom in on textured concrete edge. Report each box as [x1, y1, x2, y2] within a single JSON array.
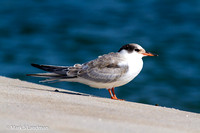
[[0, 76, 200, 133]]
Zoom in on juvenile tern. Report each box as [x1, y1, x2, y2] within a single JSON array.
[[27, 43, 158, 100]]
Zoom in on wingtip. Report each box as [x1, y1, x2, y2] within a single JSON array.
[[31, 63, 44, 69], [26, 74, 34, 76], [31, 63, 40, 67]]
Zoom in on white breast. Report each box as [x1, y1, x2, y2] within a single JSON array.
[[113, 51, 144, 87]]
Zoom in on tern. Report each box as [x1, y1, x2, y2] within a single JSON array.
[[27, 43, 158, 100]]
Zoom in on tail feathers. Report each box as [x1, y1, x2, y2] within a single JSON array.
[[39, 78, 61, 83], [30, 63, 81, 76], [26, 73, 61, 78], [26, 73, 66, 83], [27, 63, 80, 82], [31, 63, 68, 74]]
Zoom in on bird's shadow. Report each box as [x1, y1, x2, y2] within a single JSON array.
[[15, 85, 91, 97], [52, 88, 90, 96]]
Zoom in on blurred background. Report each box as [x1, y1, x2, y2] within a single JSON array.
[[0, 0, 199, 113]]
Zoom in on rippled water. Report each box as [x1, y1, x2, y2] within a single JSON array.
[[0, 0, 200, 113]]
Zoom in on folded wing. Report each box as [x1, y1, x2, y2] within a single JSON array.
[[78, 52, 128, 83]]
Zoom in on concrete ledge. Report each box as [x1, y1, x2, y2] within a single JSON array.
[[0, 76, 199, 133]]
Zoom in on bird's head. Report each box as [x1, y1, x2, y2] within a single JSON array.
[[118, 43, 158, 58]]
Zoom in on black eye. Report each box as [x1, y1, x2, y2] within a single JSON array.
[[135, 49, 140, 52]]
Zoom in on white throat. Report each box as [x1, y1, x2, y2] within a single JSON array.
[[117, 50, 144, 86]]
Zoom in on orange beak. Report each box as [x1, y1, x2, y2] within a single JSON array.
[[142, 52, 158, 56]]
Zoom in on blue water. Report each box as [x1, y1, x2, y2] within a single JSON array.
[[0, 0, 200, 113]]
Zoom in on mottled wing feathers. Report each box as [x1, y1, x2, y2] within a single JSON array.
[[28, 52, 128, 83], [78, 52, 128, 83]]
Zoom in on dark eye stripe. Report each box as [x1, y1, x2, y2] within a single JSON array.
[[135, 49, 140, 52], [118, 44, 137, 53]]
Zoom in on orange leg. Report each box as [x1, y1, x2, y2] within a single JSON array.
[[111, 87, 118, 99], [108, 87, 124, 100], [108, 89, 114, 98]]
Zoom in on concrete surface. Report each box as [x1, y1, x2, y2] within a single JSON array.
[[0, 76, 199, 133]]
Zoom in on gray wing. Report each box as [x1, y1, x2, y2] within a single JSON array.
[[78, 52, 128, 83]]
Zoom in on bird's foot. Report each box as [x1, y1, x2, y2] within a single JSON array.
[[111, 96, 124, 101]]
